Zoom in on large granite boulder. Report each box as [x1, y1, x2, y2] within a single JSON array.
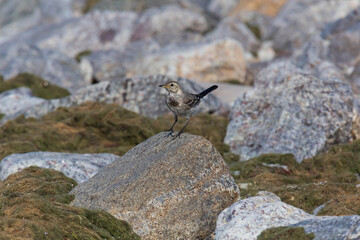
[[230, 0, 289, 17], [207, 0, 240, 19], [130, 4, 209, 46], [0, 0, 77, 44], [215, 191, 360, 240], [0, 152, 120, 183], [0, 44, 87, 92], [322, 7, 360, 71], [225, 63, 354, 162], [0, 10, 138, 57], [204, 14, 260, 53], [128, 38, 247, 84], [0, 75, 222, 125], [267, 0, 360, 54], [0, 87, 45, 117], [70, 132, 240, 239]]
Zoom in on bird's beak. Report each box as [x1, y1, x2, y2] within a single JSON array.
[[159, 84, 168, 89]]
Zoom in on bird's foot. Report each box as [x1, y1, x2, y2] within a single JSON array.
[[166, 130, 174, 137], [171, 132, 182, 139]]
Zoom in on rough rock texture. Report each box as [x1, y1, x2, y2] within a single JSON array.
[[131, 4, 209, 46], [0, 152, 119, 183], [70, 132, 240, 240], [268, 0, 360, 54], [0, 44, 87, 92], [215, 191, 360, 240], [0, 0, 77, 44], [0, 10, 138, 57], [204, 14, 260, 53], [129, 38, 247, 84], [88, 39, 161, 82], [0, 75, 222, 125], [322, 7, 360, 71], [0, 166, 140, 240], [0, 87, 45, 116], [351, 62, 360, 94], [207, 0, 240, 19], [225, 65, 354, 162], [230, 0, 288, 17]]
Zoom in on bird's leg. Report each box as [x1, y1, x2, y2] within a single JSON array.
[[167, 114, 178, 137], [173, 117, 189, 139]]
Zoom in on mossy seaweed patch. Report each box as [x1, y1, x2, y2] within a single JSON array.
[[0, 166, 140, 240], [258, 227, 315, 240], [0, 73, 70, 100], [230, 143, 360, 215], [0, 113, 4, 121], [0, 102, 237, 163]]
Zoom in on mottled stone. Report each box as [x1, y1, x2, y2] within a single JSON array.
[[322, 7, 360, 71], [230, 0, 289, 17], [215, 191, 360, 240], [129, 38, 247, 84], [0, 87, 45, 116], [204, 14, 260, 53], [207, 0, 240, 19], [0, 10, 138, 57], [0, 0, 76, 44], [268, 0, 360, 54], [351, 62, 360, 94], [0, 75, 222, 125], [70, 132, 240, 240], [0, 152, 119, 183], [0, 44, 87, 92], [131, 4, 209, 46], [225, 66, 354, 162]]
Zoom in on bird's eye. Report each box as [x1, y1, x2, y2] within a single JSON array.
[[170, 83, 174, 87]]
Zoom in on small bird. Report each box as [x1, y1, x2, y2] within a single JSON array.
[[159, 81, 218, 138]]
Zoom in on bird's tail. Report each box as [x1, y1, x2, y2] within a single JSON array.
[[197, 85, 218, 99]]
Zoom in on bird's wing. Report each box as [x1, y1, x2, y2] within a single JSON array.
[[183, 93, 200, 108]]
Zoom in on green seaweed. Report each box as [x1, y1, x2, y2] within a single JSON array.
[[258, 227, 315, 240], [0, 113, 4, 121], [83, 0, 101, 13], [0, 166, 140, 239], [0, 73, 70, 100]]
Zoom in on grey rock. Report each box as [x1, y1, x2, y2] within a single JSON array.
[[70, 132, 240, 240], [128, 38, 247, 84], [322, 7, 360, 71], [88, 39, 161, 82], [207, 0, 240, 19], [0, 44, 87, 92], [0, 0, 76, 44], [204, 14, 260, 52], [215, 191, 360, 240], [0, 152, 119, 183], [0, 10, 138, 57], [225, 65, 354, 162], [0, 87, 45, 116], [351, 62, 360, 94], [268, 0, 360, 54], [0, 75, 222, 125], [130, 4, 208, 46]]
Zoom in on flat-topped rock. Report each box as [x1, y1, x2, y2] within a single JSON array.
[[70, 132, 240, 240]]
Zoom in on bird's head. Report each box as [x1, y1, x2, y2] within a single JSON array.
[[159, 81, 181, 93]]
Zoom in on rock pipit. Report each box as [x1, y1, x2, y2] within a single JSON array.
[[159, 81, 218, 138]]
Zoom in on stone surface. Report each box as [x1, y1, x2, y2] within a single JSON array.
[[70, 132, 240, 240], [0, 0, 77, 44], [204, 14, 260, 53], [215, 191, 360, 240], [0, 87, 45, 117], [0, 152, 119, 183], [0, 44, 87, 92], [207, 0, 240, 19], [225, 65, 354, 162], [129, 38, 247, 84], [351, 62, 360, 94], [268, 0, 360, 54], [0, 10, 138, 57], [322, 7, 360, 71], [230, 0, 288, 17], [131, 4, 209, 46], [0, 75, 222, 125]]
